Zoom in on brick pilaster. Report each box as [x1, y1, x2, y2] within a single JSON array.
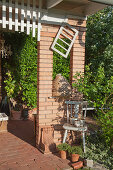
[[70, 25, 86, 83], [36, 20, 86, 153]]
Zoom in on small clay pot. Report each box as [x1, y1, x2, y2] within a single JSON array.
[[71, 154, 79, 162], [60, 150, 66, 159], [11, 110, 21, 120]]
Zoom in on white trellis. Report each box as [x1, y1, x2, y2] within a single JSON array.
[[0, 0, 85, 57], [0, 0, 41, 40]]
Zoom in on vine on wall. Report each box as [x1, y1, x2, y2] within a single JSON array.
[[3, 31, 37, 108]]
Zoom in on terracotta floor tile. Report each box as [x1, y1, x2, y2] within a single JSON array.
[[0, 120, 71, 170]]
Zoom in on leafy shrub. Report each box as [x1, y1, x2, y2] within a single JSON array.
[[86, 6, 113, 78], [68, 145, 83, 155], [57, 143, 69, 151], [84, 132, 113, 169], [4, 71, 16, 99], [3, 31, 37, 108], [99, 109, 113, 147], [73, 65, 113, 147]]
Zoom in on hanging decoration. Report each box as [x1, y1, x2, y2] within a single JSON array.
[[0, 34, 12, 58]]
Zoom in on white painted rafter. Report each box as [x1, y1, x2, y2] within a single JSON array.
[[21, 0, 24, 32], [26, 0, 30, 35], [37, 0, 42, 41], [15, 0, 19, 31], [32, 0, 36, 37], [47, 0, 63, 9], [2, 0, 6, 28], [9, 0, 12, 30]]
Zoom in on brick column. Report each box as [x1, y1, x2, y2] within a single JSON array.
[[70, 20, 86, 100], [70, 20, 86, 82], [36, 24, 60, 153], [36, 19, 86, 154]]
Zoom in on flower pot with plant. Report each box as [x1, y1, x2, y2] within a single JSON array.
[[56, 143, 69, 159], [4, 70, 22, 120], [68, 146, 83, 162], [11, 103, 22, 120]]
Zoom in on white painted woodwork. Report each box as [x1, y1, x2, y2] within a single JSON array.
[[89, 0, 113, 5], [47, 0, 63, 9], [0, 113, 8, 121], [51, 23, 78, 58], [2, 0, 6, 28], [21, 0, 24, 32], [37, 0, 42, 41], [26, 0, 30, 35], [15, 0, 18, 31], [32, 0, 36, 37], [9, 0, 12, 30], [0, 0, 75, 41]]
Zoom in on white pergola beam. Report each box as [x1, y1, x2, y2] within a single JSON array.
[[47, 0, 63, 9], [89, 0, 113, 5]]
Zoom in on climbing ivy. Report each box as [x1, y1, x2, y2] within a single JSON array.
[[3, 31, 37, 108]]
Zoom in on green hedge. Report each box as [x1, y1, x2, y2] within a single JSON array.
[[3, 31, 37, 108]]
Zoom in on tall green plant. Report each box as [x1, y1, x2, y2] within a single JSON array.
[[3, 31, 37, 108], [73, 65, 113, 147], [86, 6, 113, 78], [4, 71, 16, 99]]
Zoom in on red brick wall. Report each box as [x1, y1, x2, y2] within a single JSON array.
[[36, 19, 86, 153]]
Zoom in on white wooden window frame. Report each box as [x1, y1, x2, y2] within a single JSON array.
[[51, 23, 79, 58]]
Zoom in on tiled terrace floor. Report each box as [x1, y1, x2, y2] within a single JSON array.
[[0, 120, 71, 170]]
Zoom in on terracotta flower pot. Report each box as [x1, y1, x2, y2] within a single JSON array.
[[71, 154, 79, 162], [60, 150, 66, 159], [11, 110, 22, 120]]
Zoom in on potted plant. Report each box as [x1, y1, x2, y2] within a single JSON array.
[[4, 70, 22, 120], [56, 143, 69, 159], [11, 103, 22, 120], [68, 145, 83, 162]]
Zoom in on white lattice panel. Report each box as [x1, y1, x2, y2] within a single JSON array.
[[0, 0, 38, 38]]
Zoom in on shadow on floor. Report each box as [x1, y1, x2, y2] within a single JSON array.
[[7, 119, 36, 147]]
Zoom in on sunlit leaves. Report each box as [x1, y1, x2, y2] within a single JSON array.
[[3, 31, 37, 108]]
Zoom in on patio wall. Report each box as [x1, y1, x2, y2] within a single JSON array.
[[36, 18, 86, 154]]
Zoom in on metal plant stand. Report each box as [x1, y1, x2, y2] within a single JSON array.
[[63, 101, 88, 153]]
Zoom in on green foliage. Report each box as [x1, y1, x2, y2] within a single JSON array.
[[84, 6, 113, 149], [4, 71, 16, 99], [73, 65, 113, 147], [3, 31, 37, 108], [68, 145, 83, 155], [56, 143, 69, 151], [84, 132, 113, 169], [86, 6, 113, 78], [99, 109, 113, 146], [53, 39, 70, 81], [18, 32, 37, 108]]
